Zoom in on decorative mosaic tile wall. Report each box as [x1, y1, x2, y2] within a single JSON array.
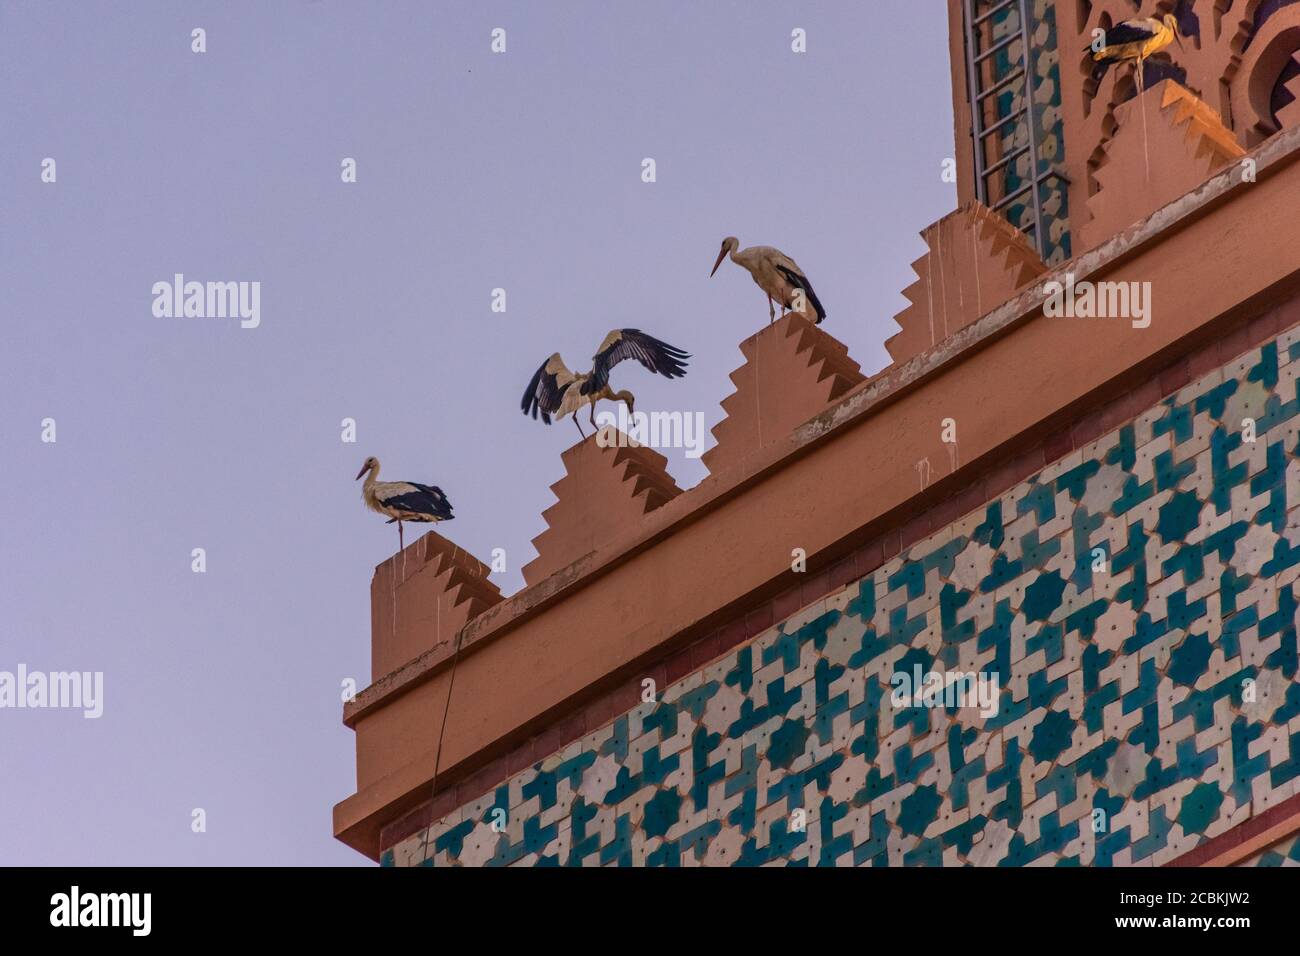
[[386, 324, 1300, 867], [1240, 831, 1300, 865]]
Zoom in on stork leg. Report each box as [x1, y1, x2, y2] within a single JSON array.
[[573, 416, 586, 440], [768, 294, 775, 324], [1136, 57, 1151, 182], [399, 520, 404, 551]]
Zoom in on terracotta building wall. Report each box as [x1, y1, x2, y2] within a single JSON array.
[[382, 310, 1300, 866], [337, 129, 1300, 860], [947, 0, 1300, 265], [336, 3, 1300, 864]]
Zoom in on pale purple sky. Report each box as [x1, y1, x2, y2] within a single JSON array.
[[1, 1, 955, 864]]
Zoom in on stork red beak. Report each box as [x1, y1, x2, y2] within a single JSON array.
[[710, 245, 728, 277], [355, 464, 368, 480]]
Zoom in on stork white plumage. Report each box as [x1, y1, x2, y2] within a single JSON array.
[[355, 456, 454, 550], [710, 236, 826, 325]]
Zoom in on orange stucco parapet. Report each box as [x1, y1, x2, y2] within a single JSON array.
[[332, 126, 1300, 860], [522, 430, 682, 587], [1057, 0, 1300, 254], [1076, 81, 1244, 254], [950, 1, 1300, 265], [884, 201, 1047, 369], [702, 313, 864, 477], [370, 530, 502, 680]]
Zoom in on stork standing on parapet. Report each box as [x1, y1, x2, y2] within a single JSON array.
[[710, 237, 826, 325], [1088, 14, 1183, 89], [355, 456, 454, 550], [522, 328, 690, 439]]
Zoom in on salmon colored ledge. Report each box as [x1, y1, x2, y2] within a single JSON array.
[[376, 295, 1300, 857], [1166, 793, 1300, 867], [337, 126, 1300, 861]]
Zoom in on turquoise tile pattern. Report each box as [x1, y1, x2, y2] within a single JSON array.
[[1240, 832, 1300, 866], [389, 324, 1300, 866]]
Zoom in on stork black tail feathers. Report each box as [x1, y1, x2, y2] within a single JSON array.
[[426, 487, 455, 521], [403, 483, 455, 521], [804, 284, 827, 325], [775, 265, 826, 324]]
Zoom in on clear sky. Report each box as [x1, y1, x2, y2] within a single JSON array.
[[0, 1, 955, 864]]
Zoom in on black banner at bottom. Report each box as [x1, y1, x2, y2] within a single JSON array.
[[0, 864, 1281, 942]]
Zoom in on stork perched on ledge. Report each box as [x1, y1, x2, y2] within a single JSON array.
[[710, 236, 826, 325], [1087, 14, 1183, 86], [522, 328, 690, 439], [355, 456, 453, 550]]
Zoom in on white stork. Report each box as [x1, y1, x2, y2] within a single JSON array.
[[355, 456, 454, 550], [710, 236, 826, 325], [1088, 14, 1183, 87], [521, 328, 690, 439]]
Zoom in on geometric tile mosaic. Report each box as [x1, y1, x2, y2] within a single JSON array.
[[386, 323, 1300, 866], [1239, 832, 1300, 866]]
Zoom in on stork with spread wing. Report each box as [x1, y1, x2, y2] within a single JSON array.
[[521, 329, 690, 438]]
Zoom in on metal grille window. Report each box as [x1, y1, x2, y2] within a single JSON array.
[[961, 0, 1071, 262]]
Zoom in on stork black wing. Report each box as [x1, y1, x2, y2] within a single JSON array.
[[381, 484, 454, 521], [1091, 19, 1158, 51], [775, 265, 827, 324], [521, 354, 572, 425], [584, 329, 690, 395]]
